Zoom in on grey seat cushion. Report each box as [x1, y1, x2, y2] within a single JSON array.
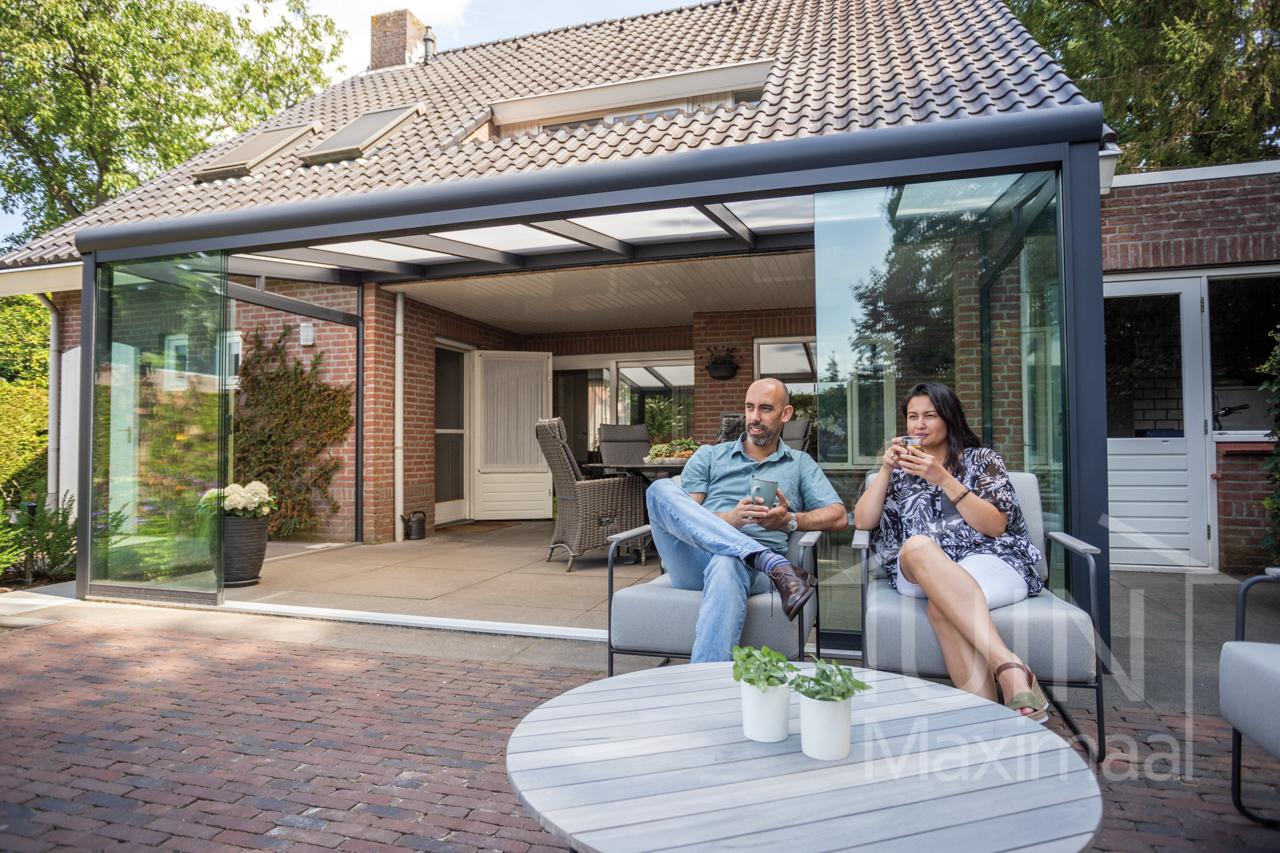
[[1220, 641, 1280, 757], [864, 579, 1096, 681], [610, 573, 816, 659]]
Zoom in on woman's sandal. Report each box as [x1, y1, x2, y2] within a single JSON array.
[[994, 661, 1050, 723]]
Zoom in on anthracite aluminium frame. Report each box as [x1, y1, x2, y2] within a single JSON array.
[[74, 104, 1110, 644]]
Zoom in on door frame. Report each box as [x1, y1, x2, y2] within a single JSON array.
[[1103, 274, 1213, 570], [435, 337, 473, 525]]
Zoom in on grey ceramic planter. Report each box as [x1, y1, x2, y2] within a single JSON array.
[[222, 515, 269, 587]]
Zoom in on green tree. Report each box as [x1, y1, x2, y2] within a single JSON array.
[[0, 0, 344, 244], [1010, 0, 1280, 171], [0, 295, 49, 387]]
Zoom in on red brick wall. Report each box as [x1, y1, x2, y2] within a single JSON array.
[[1216, 443, 1276, 574], [692, 307, 814, 443], [1101, 173, 1280, 273]]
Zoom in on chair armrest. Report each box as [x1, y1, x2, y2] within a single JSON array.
[[1047, 530, 1101, 556], [1237, 571, 1280, 641], [608, 524, 651, 545], [851, 529, 871, 550], [797, 530, 822, 549]]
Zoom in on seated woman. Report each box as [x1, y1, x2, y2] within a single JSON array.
[[853, 382, 1049, 720]]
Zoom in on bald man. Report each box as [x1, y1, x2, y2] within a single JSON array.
[[644, 378, 848, 662]]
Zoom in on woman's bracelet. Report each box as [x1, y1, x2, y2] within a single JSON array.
[[950, 487, 972, 505]]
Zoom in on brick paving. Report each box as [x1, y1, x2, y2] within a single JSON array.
[[0, 622, 1277, 852]]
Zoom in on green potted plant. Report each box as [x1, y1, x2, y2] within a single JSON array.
[[199, 481, 277, 587], [705, 346, 739, 381], [790, 656, 871, 760], [732, 645, 797, 742]]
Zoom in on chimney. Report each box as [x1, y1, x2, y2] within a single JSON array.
[[370, 9, 428, 70]]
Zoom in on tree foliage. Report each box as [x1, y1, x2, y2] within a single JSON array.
[[0, 295, 49, 387], [234, 327, 354, 538], [1010, 0, 1280, 171], [0, 0, 344, 244]]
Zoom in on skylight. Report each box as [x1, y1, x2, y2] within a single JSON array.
[[302, 104, 425, 166], [194, 123, 318, 182], [570, 207, 724, 243], [433, 225, 585, 254]]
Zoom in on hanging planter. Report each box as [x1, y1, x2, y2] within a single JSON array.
[[705, 346, 739, 381]]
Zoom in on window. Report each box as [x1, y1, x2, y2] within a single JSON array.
[[162, 334, 190, 391], [617, 360, 694, 442], [756, 338, 818, 423], [1209, 276, 1280, 434], [194, 123, 317, 182], [302, 104, 425, 165]]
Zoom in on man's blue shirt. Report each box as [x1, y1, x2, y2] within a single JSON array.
[[679, 434, 844, 554]]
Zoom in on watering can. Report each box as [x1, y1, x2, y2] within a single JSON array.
[[401, 510, 426, 540]]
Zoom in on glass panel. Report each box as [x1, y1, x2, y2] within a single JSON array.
[[571, 207, 724, 243], [435, 224, 583, 254], [815, 170, 1066, 637], [436, 348, 464, 430], [1105, 295, 1183, 438], [435, 434, 465, 503], [92, 253, 227, 596], [306, 106, 416, 158], [313, 240, 455, 263], [617, 361, 694, 441], [1209, 277, 1280, 432], [726, 196, 814, 233], [758, 340, 818, 423]]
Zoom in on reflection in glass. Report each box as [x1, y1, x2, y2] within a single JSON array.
[[1209, 277, 1280, 432], [757, 340, 818, 423], [617, 361, 694, 441], [814, 171, 1067, 632], [1105, 295, 1183, 438], [92, 253, 227, 595]]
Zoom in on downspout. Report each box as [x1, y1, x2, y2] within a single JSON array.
[[35, 293, 59, 509], [394, 293, 405, 542]]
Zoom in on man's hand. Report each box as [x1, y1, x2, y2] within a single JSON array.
[[720, 496, 771, 529], [757, 490, 792, 531]]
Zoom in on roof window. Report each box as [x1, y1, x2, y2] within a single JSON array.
[[194, 123, 319, 182], [301, 104, 425, 166]]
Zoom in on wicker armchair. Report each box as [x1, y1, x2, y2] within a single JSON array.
[[535, 418, 647, 571]]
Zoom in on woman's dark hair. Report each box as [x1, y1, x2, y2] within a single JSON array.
[[901, 382, 982, 475]]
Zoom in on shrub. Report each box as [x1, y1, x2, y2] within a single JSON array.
[[1261, 327, 1280, 559], [0, 383, 47, 495], [234, 327, 354, 538]]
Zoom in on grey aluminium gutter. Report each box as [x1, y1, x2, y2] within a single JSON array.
[[77, 104, 1104, 261]]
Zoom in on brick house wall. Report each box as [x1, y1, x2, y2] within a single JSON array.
[[1103, 169, 1280, 572]]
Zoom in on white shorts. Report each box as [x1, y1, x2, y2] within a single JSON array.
[[894, 552, 1029, 610]]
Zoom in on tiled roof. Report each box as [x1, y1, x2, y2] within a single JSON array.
[[3, 0, 1096, 268]]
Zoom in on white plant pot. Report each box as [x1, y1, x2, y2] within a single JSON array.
[[799, 695, 852, 760], [740, 682, 790, 743]]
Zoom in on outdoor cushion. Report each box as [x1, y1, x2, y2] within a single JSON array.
[[610, 531, 818, 660], [1220, 641, 1280, 757], [864, 579, 1097, 682]]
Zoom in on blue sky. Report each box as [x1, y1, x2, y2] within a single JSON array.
[[2, 0, 685, 248]]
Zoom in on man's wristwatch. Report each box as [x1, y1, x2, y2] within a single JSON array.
[[785, 512, 799, 533]]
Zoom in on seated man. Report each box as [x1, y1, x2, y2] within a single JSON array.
[[645, 378, 848, 662]]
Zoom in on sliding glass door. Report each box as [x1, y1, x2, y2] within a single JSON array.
[[89, 253, 228, 602]]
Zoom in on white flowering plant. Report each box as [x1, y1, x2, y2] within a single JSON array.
[[199, 481, 277, 518]]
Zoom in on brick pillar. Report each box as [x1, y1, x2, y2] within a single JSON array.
[[402, 298, 438, 531], [362, 284, 396, 542]]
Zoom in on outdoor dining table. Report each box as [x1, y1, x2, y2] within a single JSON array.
[[507, 662, 1102, 852], [581, 460, 687, 478]]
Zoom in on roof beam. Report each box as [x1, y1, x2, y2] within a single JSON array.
[[255, 247, 427, 277], [696, 203, 754, 248], [528, 220, 633, 257], [382, 234, 524, 268]]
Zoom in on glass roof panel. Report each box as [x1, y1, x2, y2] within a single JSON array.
[[620, 366, 665, 389], [433, 225, 584, 254], [725, 196, 814, 233], [650, 365, 694, 387], [314, 240, 454, 262], [570, 207, 723, 243], [895, 174, 1022, 218]]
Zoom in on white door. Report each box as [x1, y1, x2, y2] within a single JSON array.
[[1104, 278, 1211, 571], [108, 342, 139, 534], [471, 351, 553, 520]]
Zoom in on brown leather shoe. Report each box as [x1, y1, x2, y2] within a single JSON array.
[[766, 561, 815, 621]]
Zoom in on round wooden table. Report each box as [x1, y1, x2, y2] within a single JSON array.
[[507, 662, 1101, 852]]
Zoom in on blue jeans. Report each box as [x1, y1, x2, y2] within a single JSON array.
[[645, 478, 775, 663]]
